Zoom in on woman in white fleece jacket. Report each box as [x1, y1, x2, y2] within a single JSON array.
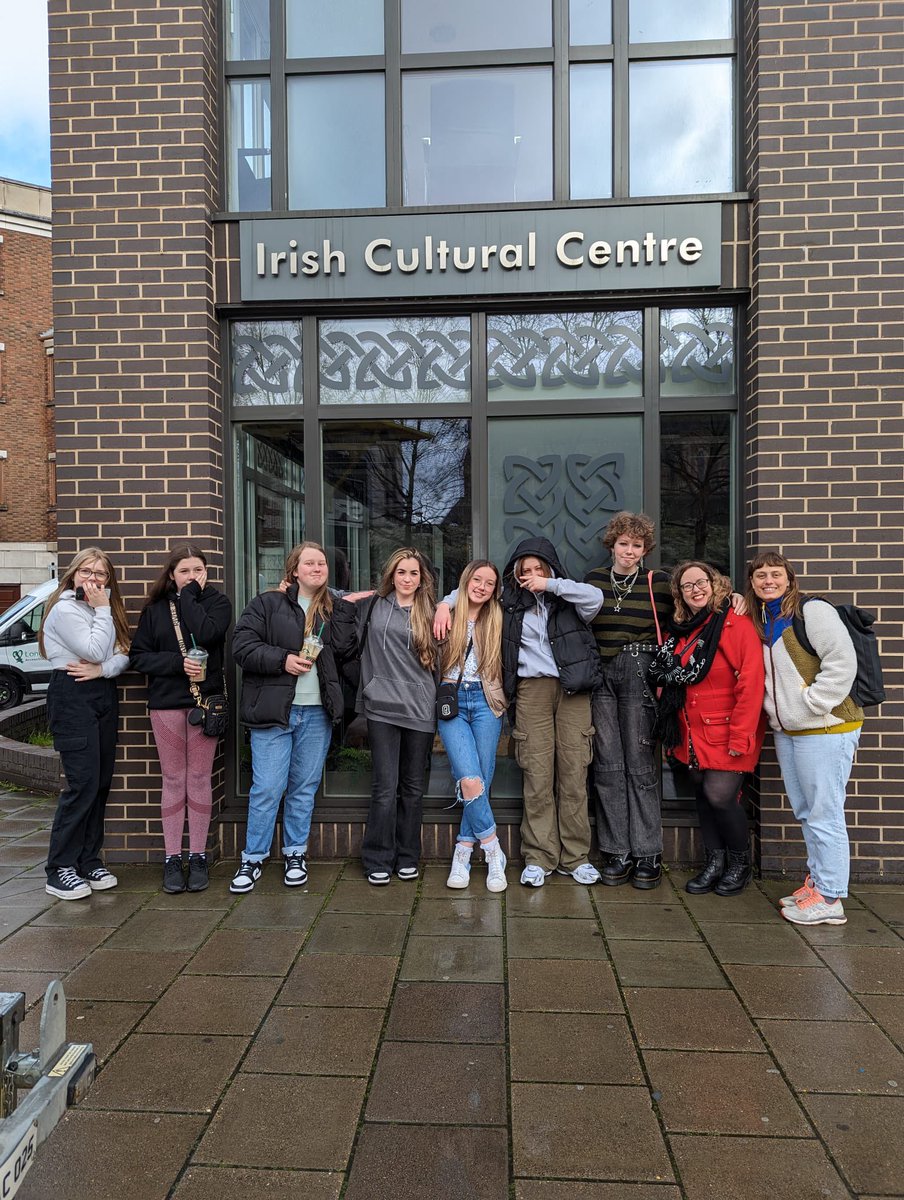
[[746, 551, 863, 927]]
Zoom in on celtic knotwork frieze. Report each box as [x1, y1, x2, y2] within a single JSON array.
[[231, 321, 303, 406], [502, 453, 625, 579], [488, 319, 643, 392], [660, 310, 734, 391], [320, 321, 471, 403]]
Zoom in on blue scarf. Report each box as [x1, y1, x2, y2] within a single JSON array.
[[763, 597, 792, 646]]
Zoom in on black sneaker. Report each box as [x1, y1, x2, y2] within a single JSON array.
[[187, 853, 209, 892], [84, 866, 118, 891], [163, 855, 186, 894], [284, 853, 308, 887], [46, 867, 92, 900], [230, 860, 262, 894]]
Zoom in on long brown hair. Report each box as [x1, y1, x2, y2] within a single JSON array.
[[39, 547, 131, 656], [284, 541, 333, 636], [143, 543, 208, 610], [441, 560, 503, 684], [670, 560, 733, 623], [745, 550, 803, 641], [378, 547, 437, 670]]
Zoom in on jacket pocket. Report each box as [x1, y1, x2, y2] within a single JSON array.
[[362, 674, 430, 720], [700, 714, 732, 746]]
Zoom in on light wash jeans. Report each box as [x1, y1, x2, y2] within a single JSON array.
[[773, 727, 860, 898], [243, 704, 333, 861], [437, 681, 503, 844]]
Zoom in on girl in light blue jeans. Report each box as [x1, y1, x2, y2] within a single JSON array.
[[436, 561, 508, 892]]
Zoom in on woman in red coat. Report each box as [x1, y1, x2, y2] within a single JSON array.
[[649, 561, 766, 896]]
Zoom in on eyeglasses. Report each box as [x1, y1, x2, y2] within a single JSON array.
[[679, 578, 711, 593], [76, 567, 109, 581]]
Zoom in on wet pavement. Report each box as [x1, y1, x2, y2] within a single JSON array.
[[1, 786, 903, 1199]]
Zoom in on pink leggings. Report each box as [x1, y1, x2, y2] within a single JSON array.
[[150, 708, 218, 856]]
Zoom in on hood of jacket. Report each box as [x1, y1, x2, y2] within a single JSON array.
[[502, 537, 565, 586]]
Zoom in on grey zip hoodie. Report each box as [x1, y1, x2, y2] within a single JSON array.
[[357, 592, 435, 732], [42, 590, 129, 677]]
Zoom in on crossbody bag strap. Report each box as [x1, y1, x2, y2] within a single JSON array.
[[169, 600, 205, 708], [648, 571, 663, 646]]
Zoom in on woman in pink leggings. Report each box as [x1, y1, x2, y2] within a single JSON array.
[[131, 545, 232, 893]]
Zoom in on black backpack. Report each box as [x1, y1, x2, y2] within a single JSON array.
[[792, 597, 886, 708]]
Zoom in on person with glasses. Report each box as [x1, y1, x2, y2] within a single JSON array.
[[649, 562, 766, 896], [38, 548, 131, 900]]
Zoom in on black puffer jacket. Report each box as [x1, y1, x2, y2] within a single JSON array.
[[130, 581, 232, 709], [501, 536, 603, 718], [232, 584, 344, 728]]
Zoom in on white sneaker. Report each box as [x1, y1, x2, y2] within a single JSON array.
[[520, 864, 551, 888], [782, 893, 846, 926], [484, 843, 508, 893], [557, 863, 602, 885], [447, 843, 472, 889]]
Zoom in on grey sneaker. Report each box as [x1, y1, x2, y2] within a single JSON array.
[[781, 894, 846, 926]]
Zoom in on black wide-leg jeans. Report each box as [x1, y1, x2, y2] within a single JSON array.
[[45, 670, 119, 877], [361, 718, 433, 874]]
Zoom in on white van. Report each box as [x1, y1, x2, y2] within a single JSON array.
[[0, 580, 57, 709]]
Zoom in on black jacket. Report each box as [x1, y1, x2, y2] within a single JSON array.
[[130, 581, 232, 709], [501, 536, 603, 718], [232, 584, 344, 728]]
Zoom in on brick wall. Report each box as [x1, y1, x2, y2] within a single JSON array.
[[744, 0, 904, 880], [48, 0, 224, 861]]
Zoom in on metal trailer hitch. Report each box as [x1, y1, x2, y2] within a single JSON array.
[[0, 982, 95, 1197]]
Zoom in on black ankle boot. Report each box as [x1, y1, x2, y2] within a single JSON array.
[[600, 853, 634, 886], [714, 849, 752, 896], [686, 849, 726, 895], [632, 854, 662, 889]]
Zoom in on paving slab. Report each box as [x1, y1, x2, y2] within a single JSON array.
[[507, 958, 622, 1013], [854, 890, 904, 926], [195, 1074, 366, 1170], [367, 1039, 506, 1123], [278, 951, 398, 1006], [510, 1011, 643, 1083], [105, 907, 222, 951], [507, 917, 607, 959], [139, 974, 281, 1035], [0, 843, 48, 867], [220, 890, 324, 928], [758, 1018, 904, 1094], [506, 881, 596, 916], [325, 877, 417, 913], [30, 888, 147, 926], [609, 939, 727, 988], [173, 1166, 342, 1200], [0, 922, 112, 970], [856, 993, 904, 1045], [511, 1082, 673, 1181], [401, 934, 504, 982], [244, 1005, 384, 1075], [0, 897, 60, 936], [60, 947, 192, 1001], [303, 910, 408, 955], [106, 865, 167, 891], [681, 884, 783, 923], [410, 896, 504, 936], [516, 1186, 682, 1200], [385, 980, 505, 1042], [344, 1125, 509, 1200], [725, 964, 869, 1020], [624, 987, 763, 1052], [20, 997, 150, 1065], [817, 945, 904, 993], [598, 901, 700, 941], [187, 928, 303, 975], [0, 969, 64, 1008], [793, 908, 903, 947], [0, 872, 49, 900], [670, 1133, 850, 1200], [802, 1093, 904, 1195], [699, 921, 822, 966], [595, 877, 683, 905]]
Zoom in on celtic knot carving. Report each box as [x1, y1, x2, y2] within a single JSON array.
[[320, 324, 470, 401], [231, 321, 303, 406], [660, 311, 734, 390], [502, 453, 626, 578], [488, 320, 642, 391]]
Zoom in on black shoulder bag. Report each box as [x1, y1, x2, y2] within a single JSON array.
[[435, 637, 472, 722], [169, 602, 229, 739]]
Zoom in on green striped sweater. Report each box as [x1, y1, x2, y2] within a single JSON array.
[[583, 567, 674, 660]]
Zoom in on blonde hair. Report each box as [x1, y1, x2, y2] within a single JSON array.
[[39, 547, 131, 656], [670, 560, 733, 623], [441, 560, 503, 685], [284, 541, 333, 636], [378, 547, 437, 670]]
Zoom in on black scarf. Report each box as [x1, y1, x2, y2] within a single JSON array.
[[648, 600, 731, 751]]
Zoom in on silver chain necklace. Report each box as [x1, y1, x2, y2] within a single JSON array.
[[610, 565, 640, 613]]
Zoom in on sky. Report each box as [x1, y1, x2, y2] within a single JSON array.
[[0, 0, 51, 187]]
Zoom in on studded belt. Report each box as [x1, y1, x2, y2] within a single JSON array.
[[621, 643, 658, 654]]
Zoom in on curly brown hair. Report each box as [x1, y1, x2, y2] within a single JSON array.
[[602, 511, 657, 554]]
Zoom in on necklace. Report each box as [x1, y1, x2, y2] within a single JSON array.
[[609, 565, 640, 613]]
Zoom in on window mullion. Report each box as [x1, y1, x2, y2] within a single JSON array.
[[612, 0, 629, 199]]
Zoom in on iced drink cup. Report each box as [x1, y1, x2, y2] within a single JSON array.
[[301, 632, 323, 662], [187, 647, 209, 681]]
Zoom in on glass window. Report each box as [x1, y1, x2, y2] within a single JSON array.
[[629, 59, 733, 196], [288, 74, 385, 211], [226, 0, 269, 60], [401, 0, 551, 53], [487, 311, 643, 400], [319, 316, 471, 405], [231, 320, 303, 406], [629, 0, 733, 43], [402, 68, 552, 206], [286, 0, 384, 58], [660, 412, 733, 575], [570, 0, 612, 45], [660, 307, 735, 395], [570, 64, 613, 200], [227, 79, 272, 211]]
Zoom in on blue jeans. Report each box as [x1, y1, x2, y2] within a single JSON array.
[[437, 682, 503, 844], [244, 705, 333, 861], [774, 727, 860, 898]]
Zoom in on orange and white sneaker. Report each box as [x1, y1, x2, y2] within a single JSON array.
[[779, 874, 816, 908], [781, 889, 846, 926]]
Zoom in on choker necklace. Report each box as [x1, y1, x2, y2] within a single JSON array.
[[610, 565, 640, 612]]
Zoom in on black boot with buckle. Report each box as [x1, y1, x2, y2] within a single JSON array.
[[600, 853, 634, 886], [632, 854, 662, 889], [686, 849, 726, 895], [714, 849, 752, 896]]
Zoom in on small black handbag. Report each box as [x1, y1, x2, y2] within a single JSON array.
[[169, 602, 228, 739], [435, 637, 472, 722]]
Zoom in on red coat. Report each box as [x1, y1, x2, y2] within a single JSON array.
[[672, 611, 767, 772]]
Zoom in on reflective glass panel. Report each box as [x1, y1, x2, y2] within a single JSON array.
[[402, 0, 550, 53], [570, 0, 612, 45], [226, 0, 269, 60], [660, 307, 735, 395], [288, 74, 385, 210], [403, 68, 552, 206], [630, 59, 733, 196], [231, 319, 303, 406], [226, 79, 271, 211], [320, 317, 471, 405], [286, 0, 384, 58], [660, 412, 733, 575], [570, 64, 613, 200], [630, 0, 733, 43], [487, 311, 642, 400]]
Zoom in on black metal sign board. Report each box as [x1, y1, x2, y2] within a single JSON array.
[[238, 202, 722, 301]]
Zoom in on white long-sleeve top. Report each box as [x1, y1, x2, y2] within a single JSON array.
[[42, 590, 130, 678]]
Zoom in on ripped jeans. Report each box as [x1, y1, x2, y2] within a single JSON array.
[[437, 681, 504, 843]]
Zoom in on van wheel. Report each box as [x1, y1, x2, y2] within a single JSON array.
[[0, 673, 23, 710]]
